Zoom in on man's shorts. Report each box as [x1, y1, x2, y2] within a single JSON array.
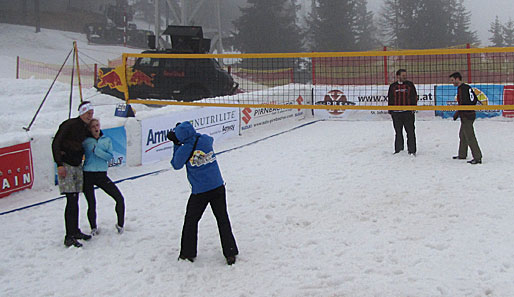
[[58, 163, 83, 194]]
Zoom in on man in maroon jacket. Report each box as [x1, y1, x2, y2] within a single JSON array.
[[388, 69, 418, 155]]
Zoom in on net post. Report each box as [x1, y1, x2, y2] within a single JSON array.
[[16, 56, 19, 79], [466, 43, 472, 83], [122, 53, 130, 102], [93, 63, 97, 87], [73, 41, 84, 102], [383, 46, 388, 85], [311, 55, 317, 85]]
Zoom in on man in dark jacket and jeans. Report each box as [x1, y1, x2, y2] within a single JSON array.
[[388, 69, 418, 155], [169, 121, 238, 265], [52, 101, 94, 247], [449, 72, 482, 164]]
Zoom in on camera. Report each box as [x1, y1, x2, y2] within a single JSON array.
[[166, 122, 182, 145]]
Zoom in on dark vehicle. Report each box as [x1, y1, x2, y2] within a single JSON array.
[[95, 26, 238, 101]]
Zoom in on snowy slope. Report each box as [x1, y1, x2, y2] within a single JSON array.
[[1, 24, 514, 297], [0, 23, 142, 79]]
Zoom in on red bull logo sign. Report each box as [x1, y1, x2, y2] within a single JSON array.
[[97, 69, 122, 89], [129, 70, 155, 87]]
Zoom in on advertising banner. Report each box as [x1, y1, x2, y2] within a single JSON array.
[[142, 107, 239, 164], [54, 126, 127, 185], [503, 86, 514, 118], [240, 95, 306, 133], [435, 85, 503, 119], [313, 85, 436, 120], [0, 142, 34, 198], [103, 126, 127, 168]]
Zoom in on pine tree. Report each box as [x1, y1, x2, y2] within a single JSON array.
[[381, 0, 478, 49], [231, 0, 303, 53], [354, 0, 378, 51], [307, 0, 356, 51], [380, 0, 423, 49], [489, 16, 505, 47], [306, 0, 375, 52], [503, 18, 514, 47], [447, 0, 479, 46], [418, 0, 451, 48]]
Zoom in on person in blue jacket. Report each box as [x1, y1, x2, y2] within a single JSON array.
[[169, 121, 238, 265], [82, 118, 125, 235]]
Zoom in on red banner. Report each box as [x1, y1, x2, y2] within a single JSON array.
[[0, 142, 34, 198], [503, 86, 514, 117]]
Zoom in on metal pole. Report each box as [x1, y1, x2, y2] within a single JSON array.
[[34, 0, 40, 33], [155, 0, 160, 49], [216, 0, 223, 53], [73, 41, 84, 102], [466, 43, 472, 83], [181, 0, 187, 25], [16, 56, 19, 79], [383, 46, 388, 85], [24, 48, 74, 131], [69, 46, 75, 119]]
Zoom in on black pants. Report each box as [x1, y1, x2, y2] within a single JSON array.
[[391, 112, 416, 154], [83, 171, 125, 228], [180, 185, 238, 258], [64, 193, 79, 237]]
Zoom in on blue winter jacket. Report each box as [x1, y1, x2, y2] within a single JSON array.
[[82, 133, 114, 172], [170, 121, 224, 194]]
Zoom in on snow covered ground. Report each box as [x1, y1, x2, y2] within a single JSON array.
[[2, 120, 514, 297], [1, 23, 514, 297]]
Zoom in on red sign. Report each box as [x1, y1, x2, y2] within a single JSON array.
[[0, 142, 34, 198], [503, 86, 514, 118]]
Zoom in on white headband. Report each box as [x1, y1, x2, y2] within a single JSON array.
[[78, 103, 94, 116]]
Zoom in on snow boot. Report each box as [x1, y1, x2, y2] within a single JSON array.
[[226, 256, 236, 265], [115, 224, 124, 234], [178, 255, 195, 263], [74, 231, 92, 241], [64, 236, 82, 248]]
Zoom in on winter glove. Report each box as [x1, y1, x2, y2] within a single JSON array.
[[167, 130, 181, 146], [453, 111, 459, 121]]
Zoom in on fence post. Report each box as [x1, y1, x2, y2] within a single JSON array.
[[466, 43, 472, 83], [311, 56, 317, 85], [16, 56, 19, 79], [383, 46, 388, 85], [94, 63, 98, 87]]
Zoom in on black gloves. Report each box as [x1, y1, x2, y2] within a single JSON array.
[[453, 111, 459, 121], [167, 122, 182, 145], [167, 130, 181, 146]]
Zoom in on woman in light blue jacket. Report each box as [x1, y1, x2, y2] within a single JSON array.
[[82, 118, 125, 235]]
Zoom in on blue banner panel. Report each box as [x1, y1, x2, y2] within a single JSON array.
[[102, 126, 127, 168], [435, 85, 503, 118]]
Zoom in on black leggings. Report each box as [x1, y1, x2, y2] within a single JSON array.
[[83, 171, 125, 228], [64, 193, 79, 237]]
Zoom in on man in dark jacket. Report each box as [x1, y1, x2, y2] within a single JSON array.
[[169, 121, 238, 265], [52, 101, 94, 247], [449, 72, 482, 164], [388, 69, 418, 155]]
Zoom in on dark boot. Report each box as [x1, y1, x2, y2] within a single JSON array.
[[226, 256, 236, 265], [64, 236, 82, 248]]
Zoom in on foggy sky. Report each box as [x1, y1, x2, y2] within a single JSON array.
[[365, 0, 513, 46]]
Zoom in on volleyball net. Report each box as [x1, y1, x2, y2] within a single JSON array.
[[99, 47, 514, 113]]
